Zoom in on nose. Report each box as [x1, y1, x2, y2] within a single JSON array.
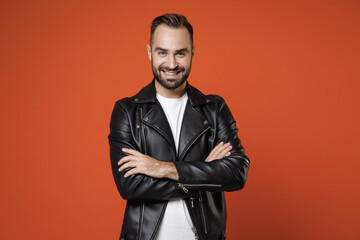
[[167, 54, 178, 69]]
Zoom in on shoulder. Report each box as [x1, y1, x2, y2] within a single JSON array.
[[110, 98, 135, 117], [187, 84, 226, 107], [206, 94, 225, 104], [114, 97, 135, 108], [113, 81, 156, 110]]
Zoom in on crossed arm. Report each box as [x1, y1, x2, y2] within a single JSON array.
[[109, 97, 249, 200], [118, 142, 233, 180]]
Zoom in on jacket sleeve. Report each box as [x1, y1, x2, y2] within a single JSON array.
[[108, 101, 197, 201], [174, 96, 250, 192]]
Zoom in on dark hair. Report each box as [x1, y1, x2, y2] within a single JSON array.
[[150, 13, 193, 46]]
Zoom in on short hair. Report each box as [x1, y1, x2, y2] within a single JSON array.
[[150, 13, 193, 46]]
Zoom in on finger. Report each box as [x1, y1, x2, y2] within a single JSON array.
[[218, 145, 232, 158], [118, 155, 133, 165], [123, 168, 141, 178], [212, 142, 230, 158], [118, 156, 128, 166], [208, 142, 224, 158], [119, 161, 137, 172], [206, 142, 226, 162], [122, 148, 143, 156], [118, 155, 141, 165], [212, 143, 231, 159], [214, 141, 224, 150]]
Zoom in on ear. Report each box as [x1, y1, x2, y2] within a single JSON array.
[[147, 44, 152, 61], [192, 45, 196, 58]]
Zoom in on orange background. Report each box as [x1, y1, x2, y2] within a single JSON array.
[[1, 0, 359, 239]]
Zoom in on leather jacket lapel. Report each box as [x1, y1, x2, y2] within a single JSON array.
[[142, 101, 176, 149], [178, 103, 211, 161]]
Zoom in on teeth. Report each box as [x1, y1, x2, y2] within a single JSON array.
[[164, 71, 177, 75]]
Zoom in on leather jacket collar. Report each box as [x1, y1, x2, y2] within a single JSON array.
[[130, 79, 213, 106]]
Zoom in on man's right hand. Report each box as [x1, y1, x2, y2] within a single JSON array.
[[205, 142, 232, 162]]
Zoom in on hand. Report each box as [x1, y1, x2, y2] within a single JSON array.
[[118, 148, 179, 180], [205, 142, 232, 162]]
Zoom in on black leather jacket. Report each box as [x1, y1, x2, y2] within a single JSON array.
[[108, 80, 250, 240]]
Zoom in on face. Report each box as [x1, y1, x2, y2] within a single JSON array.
[[147, 24, 194, 90]]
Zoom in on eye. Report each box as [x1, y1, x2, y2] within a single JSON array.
[[177, 52, 185, 57], [158, 52, 166, 56]]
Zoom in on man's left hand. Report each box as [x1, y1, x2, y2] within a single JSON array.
[[118, 148, 179, 180]]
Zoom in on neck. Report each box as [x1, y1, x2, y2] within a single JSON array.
[[155, 80, 187, 98]]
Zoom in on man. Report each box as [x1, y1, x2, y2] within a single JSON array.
[[109, 13, 250, 240]]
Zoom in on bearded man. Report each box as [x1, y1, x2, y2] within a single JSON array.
[[108, 13, 250, 240]]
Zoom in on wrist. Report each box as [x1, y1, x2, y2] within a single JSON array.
[[161, 162, 179, 181]]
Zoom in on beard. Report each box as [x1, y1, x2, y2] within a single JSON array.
[[152, 62, 191, 90]]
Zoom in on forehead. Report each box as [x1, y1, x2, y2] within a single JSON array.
[[151, 24, 192, 49]]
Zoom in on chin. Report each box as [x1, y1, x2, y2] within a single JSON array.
[[163, 78, 186, 89], [153, 69, 189, 90]]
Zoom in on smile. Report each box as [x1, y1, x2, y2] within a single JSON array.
[[163, 71, 181, 76]]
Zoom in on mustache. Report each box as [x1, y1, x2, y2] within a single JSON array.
[[159, 65, 185, 72]]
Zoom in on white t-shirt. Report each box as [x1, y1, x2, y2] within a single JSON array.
[[155, 92, 195, 240]]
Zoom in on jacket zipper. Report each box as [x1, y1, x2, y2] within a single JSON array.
[[199, 191, 208, 234], [178, 183, 222, 193], [193, 227, 199, 240], [138, 107, 146, 240], [138, 202, 145, 240], [188, 197, 199, 239], [140, 107, 147, 154], [190, 197, 196, 208]]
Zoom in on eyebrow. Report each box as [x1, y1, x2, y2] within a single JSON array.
[[175, 48, 189, 53], [154, 47, 189, 53]]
